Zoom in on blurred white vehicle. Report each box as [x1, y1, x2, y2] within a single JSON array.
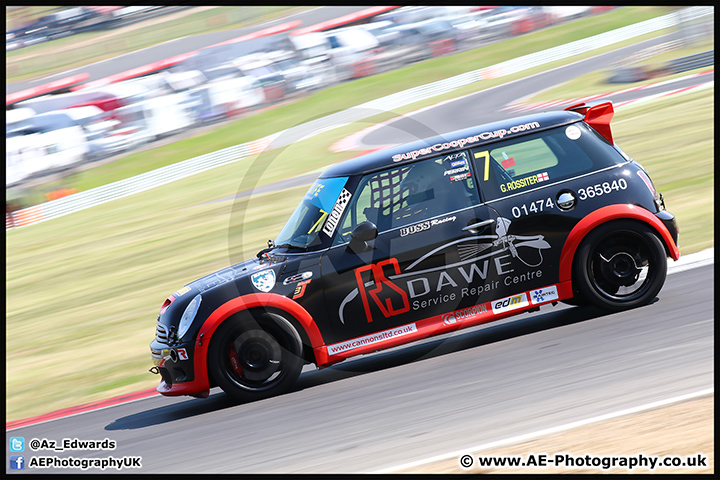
[[546, 6, 593, 23], [234, 54, 289, 104], [324, 27, 381, 82], [115, 92, 193, 144], [164, 70, 207, 93], [6, 107, 35, 128], [123, 72, 176, 97], [182, 76, 266, 125], [17, 82, 147, 114], [262, 49, 330, 95], [6, 109, 89, 185], [287, 32, 338, 86], [6, 108, 37, 186], [63, 105, 130, 160]]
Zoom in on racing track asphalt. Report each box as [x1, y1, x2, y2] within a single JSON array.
[[6, 38, 714, 474], [5, 264, 713, 473]]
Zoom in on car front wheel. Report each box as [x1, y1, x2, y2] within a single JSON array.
[[573, 220, 667, 311], [208, 311, 304, 402]]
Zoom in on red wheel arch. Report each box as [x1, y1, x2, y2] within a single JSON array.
[[163, 293, 325, 396], [559, 204, 680, 284]]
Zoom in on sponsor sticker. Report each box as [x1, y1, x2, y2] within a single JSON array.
[[530, 285, 559, 305], [432, 215, 456, 226], [491, 292, 529, 314], [327, 324, 417, 355], [566, 125, 582, 140], [399, 215, 458, 237], [355, 258, 410, 322], [400, 221, 431, 237], [292, 279, 311, 299], [450, 172, 471, 182], [251, 269, 276, 293], [501, 157, 516, 169], [444, 165, 470, 176], [500, 151, 516, 169], [306, 183, 324, 200], [338, 216, 551, 324], [391, 122, 541, 162], [173, 286, 191, 297], [322, 188, 352, 237], [442, 304, 488, 325], [176, 348, 189, 361], [444, 152, 467, 164]]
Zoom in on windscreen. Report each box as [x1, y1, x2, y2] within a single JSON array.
[[274, 176, 350, 249]]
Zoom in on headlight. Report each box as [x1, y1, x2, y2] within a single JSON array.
[[178, 294, 202, 340]]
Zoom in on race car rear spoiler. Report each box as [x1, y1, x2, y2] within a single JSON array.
[[565, 101, 614, 145]]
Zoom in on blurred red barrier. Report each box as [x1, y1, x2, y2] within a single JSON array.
[[430, 38, 455, 57], [45, 188, 79, 201], [352, 58, 376, 78]]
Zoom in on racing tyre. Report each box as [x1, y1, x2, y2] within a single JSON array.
[[574, 220, 667, 311], [208, 312, 304, 402]]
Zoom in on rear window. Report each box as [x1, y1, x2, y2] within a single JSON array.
[[327, 35, 340, 49], [471, 122, 626, 202]]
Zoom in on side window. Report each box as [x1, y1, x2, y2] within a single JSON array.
[[333, 151, 479, 244], [472, 124, 612, 202]]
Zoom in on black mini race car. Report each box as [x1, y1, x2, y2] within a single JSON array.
[[150, 102, 680, 401]]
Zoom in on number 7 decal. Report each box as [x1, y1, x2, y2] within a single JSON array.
[[474, 151, 490, 181]]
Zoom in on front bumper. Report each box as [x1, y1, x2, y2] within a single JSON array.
[[655, 209, 679, 251], [156, 379, 209, 398], [150, 340, 208, 397]]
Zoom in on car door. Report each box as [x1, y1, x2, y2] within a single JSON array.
[[467, 123, 620, 306], [319, 150, 498, 345]]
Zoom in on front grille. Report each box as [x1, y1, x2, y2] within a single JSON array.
[[155, 320, 170, 344], [155, 319, 178, 345]]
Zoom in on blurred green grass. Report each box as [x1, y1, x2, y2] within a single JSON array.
[[7, 6, 714, 422], [613, 89, 714, 254]]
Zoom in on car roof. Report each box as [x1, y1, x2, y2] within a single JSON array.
[[62, 105, 104, 119], [6, 107, 36, 124], [320, 110, 584, 178]]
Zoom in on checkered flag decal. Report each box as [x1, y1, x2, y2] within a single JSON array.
[[336, 189, 352, 204], [322, 188, 353, 237]]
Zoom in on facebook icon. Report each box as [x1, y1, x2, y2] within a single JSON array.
[[10, 455, 25, 470]]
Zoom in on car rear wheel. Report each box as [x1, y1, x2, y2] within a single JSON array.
[[574, 220, 667, 311], [208, 311, 304, 402]]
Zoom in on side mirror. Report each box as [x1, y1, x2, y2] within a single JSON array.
[[348, 221, 378, 254]]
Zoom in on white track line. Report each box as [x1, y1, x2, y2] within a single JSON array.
[[668, 247, 714, 274], [373, 387, 714, 473]]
